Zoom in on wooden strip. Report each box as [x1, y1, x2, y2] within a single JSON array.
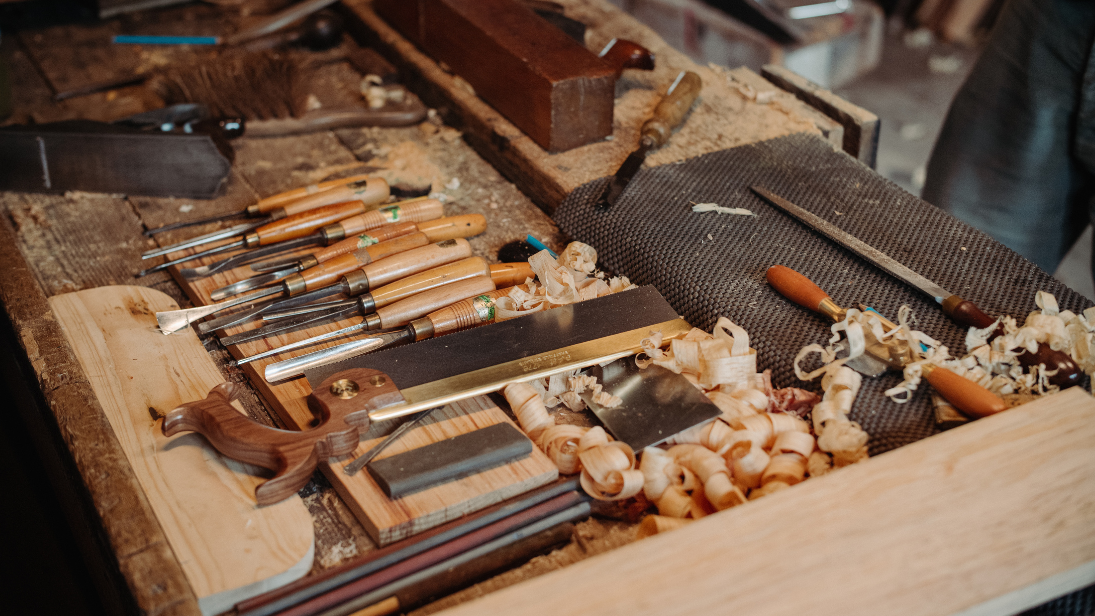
[[434, 387, 1095, 616]]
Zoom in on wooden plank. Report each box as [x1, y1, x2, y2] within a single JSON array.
[[435, 387, 1095, 616], [49, 285, 315, 616]]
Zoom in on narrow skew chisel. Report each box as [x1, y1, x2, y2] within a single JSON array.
[[210, 214, 486, 299], [220, 258, 532, 346], [142, 177, 390, 258], [258, 281, 514, 378], [163, 238, 476, 335]]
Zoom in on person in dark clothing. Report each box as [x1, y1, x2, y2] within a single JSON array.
[[922, 0, 1095, 274]]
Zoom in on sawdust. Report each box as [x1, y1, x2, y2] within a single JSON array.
[[370, 140, 446, 193]]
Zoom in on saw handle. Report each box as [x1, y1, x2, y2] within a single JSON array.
[[251, 201, 365, 245], [338, 198, 445, 236], [418, 214, 488, 241], [766, 265, 846, 322], [376, 276, 496, 329], [362, 238, 474, 290], [276, 178, 390, 217], [248, 174, 377, 215], [641, 71, 702, 148], [922, 365, 1009, 418]]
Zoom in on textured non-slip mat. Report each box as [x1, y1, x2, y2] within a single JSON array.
[[555, 132, 1093, 456]]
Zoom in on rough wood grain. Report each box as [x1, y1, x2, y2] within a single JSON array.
[[49, 285, 315, 615], [436, 387, 1095, 616]]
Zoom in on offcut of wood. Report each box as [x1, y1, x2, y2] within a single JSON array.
[[48, 285, 315, 616]]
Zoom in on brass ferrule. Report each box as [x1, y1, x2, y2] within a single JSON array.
[[321, 224, 346, 244], [357, 295, 376, 314], [345, 269, 370, 295], [283, 273, 306, 296], [267, 209, 287, 221], [245, 204, 262, 216], [243, 232, 261, 248], [408, 317, 434, 341], [364, 313, 382, 330], [817, 297, 847, 323], [940, 295, 962, 317], [297, 255, 319, 271]]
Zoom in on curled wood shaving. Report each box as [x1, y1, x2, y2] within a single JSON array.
[[637, 515, 693, 538], [690, 202, 756, 217]]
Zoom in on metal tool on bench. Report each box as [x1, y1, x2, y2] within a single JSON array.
[[165, 285, 690, 504], [176, 198, 446, 280], [221, 259, 532, 346], [210, 213, 485, 298], [157, 238, 476, 334], [594, 71, 703, 209], [245, 278, 504, 369], [751, 186, 1082, 387], [766, 265, 1008, 418]]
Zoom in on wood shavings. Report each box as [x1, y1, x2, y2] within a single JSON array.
[[690, 202, 756, 217], [497, 242, 636, 321], [636, 515, 692, 538]]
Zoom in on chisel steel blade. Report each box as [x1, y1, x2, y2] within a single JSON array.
[[751, 186, 952, 303], [141, 220, 265, 259]]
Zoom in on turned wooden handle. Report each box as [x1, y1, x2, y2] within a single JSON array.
[[277, 178, 390, 216], [642, 71, 702, 148], [254, 201, 365, 244], [362, 238, 474, 290], [370, 256, 489, 309], [923, 365, 1009, 419], [376, 276, 496, 329], [311, 224, 422, 263], [297, 253, 367, 291], [417, 214, 488, 241], [767, 265, 830, 312], [426, 286, 513, 335], [490, 262, 534, 287], [339, 198, 445, 235], [250, 174, 377, 214], [600, 39, 655, 76]]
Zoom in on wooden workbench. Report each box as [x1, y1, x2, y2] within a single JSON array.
[[1, 1, 1090, 615]]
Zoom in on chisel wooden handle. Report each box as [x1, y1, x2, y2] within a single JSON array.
[[489, 262, 534, 287], [338, 199, 445, 236], [275, 178, 390, 217], [248, 201, 365, 246], [312, 230, 427, 265], [766, 265, 846, 322], [941, 295, 1081, 386], [370, 256, 490, 309], [642, 71, 702, 148], [415, 286, 515, 338], [922, 364, 1008, 418], [361, 238, 473, 290], [417, 214, 487, 241], [248, 174, 378, 215], [375, 276, 496, 329]]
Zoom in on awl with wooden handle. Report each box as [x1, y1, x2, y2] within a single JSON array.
[[766, 264, 1009, 418], [752, 186, 1081, 387], [595, 71, 702, 209], [210, 214, 485, 299], [171, 198, 445, 279], [261, 283, 512, 380]]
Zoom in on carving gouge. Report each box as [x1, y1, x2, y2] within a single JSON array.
[[767, 265, 1009, 418], [144, 173, 379, 236], [172, 198, 444, 279], [594, 71, 702, 209], [221, 259, 532, 345], [141, 177, 389, 258], [262, 283, 513, 379], [752, 186, 1081, 387], [246, 276, 500, 370], [199, 238, 477, 334]]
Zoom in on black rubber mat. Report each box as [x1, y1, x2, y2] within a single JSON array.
[[555, 132, 1093, 456]]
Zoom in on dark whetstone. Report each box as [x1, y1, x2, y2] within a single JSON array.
[[367, 423, 533, 499]]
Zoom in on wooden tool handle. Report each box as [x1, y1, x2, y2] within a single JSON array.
[[489, 262, 534, 287], [370, 256, 489, 309], [277, 178, 390, 216], [339, 198, 445, 235], [362, 232, 430, 263], [376, 276, 496, 329], [941, 295, 998, 330], [297, 253, 367, 291], [766, 265, 830, 312], [641, 71, 702, 147], [426, 287, 512, 335], [251, 174, 376, 214], [254, 201, 365, 244], [923, 365, 1009, 419], [417, 214, 488, 241], [362, 238, 474, 290], [311, 224, 422, 263], [599, 39, 655, 76]]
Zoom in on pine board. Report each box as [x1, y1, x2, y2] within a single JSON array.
[[48, 285, 315, 616], [167, 251, 558, 546]]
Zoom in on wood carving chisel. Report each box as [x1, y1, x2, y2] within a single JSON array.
[[594, 71, 702, 209], [160, 238, 475, 334], [141, 177, 389, 258], [144, 173, 379, 236], [220, 259, 532, 345], [767, 265, 1008, 418], [209, 214, 485, 299], [752, 186, 1081, 386], [166, 197, 445, 279], [250, 277, 501, 371]]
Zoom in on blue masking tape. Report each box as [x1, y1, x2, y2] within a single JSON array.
[[526, 235, 557, 258], [113, 35, 219, 45]]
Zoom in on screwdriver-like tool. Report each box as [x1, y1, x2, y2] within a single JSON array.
[[261, 282, 512, 379], [210, 214, 486, 299], [766, 265, 1009, 418], [144, 173, 379, 236], [594, 71, 702, 209], [220, 258, 532, 345]]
